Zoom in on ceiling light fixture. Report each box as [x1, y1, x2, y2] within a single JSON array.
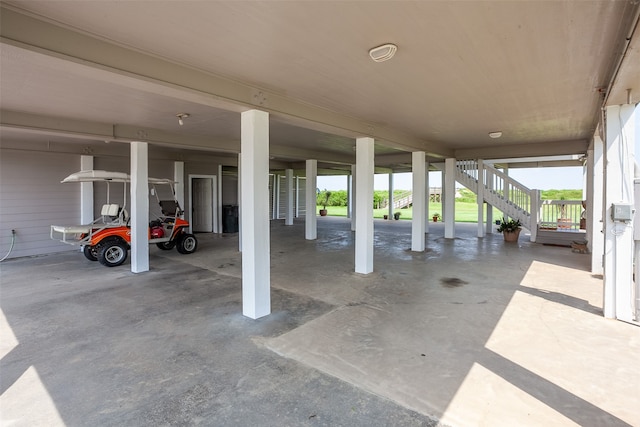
[[488, 131, 503, 139], [369, 43, 397, 62], [176, 113, 190, 126]]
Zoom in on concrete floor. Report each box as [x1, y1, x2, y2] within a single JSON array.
[[1, 217, 639, 426]]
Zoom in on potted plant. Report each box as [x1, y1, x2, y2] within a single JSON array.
[[383, 214, 389, 220], [497, 217, 522, 242], [319, 189, 331, 216], [393, 211, 401, 220], [432, 212, 441, 222]]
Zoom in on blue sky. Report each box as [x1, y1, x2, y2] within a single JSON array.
[[318, 166, 584, 192]]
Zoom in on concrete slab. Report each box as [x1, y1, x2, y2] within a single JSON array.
[[2, 217, 638, 426]]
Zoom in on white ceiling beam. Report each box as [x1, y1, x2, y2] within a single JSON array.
[[455, 140, 589, 160], [0, 6, 454, 159]]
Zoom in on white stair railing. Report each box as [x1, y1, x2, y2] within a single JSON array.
[[455, 160, 540, 241]]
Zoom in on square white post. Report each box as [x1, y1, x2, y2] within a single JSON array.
[[590, 135, 605, 275], [603, 104, 636, 321], [346, 175, 352, 219], [388, 173, 394, 221], [217, 164, 223, 233], [130, 141, 149, 274], [530, 189, 540, 242], [411, 152, 426, 251], [305, 159, 317, 240], [80, 155, 94, 225], [477, 159, 485, 238], [355, 137, 374, 274], [238, 153, 242, 251], [240, 110, 271, 319], [351, 165, 357, 232], [486, 168, 494, 234], [444, 158, 456, 239], [173, 161, 184, 213], [285, 169, 294, 225], [425, 164, 430, 234]]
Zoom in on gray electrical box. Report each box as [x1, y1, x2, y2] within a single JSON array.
[[611, 203, 633, 222]]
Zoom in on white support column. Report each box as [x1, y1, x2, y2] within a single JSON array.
[[173, 161, 184, 213], [590, 135, 605, 275], [441, 170, 446, 226], [351, 165, 357, 232], [603, 104, 636, 322], [285, 169, 294, 225], [425, 164, 430, 234], [486, 204, 494, 234], [346, 175, 352, 219], [130, 141, 149, 274], [217, 164, 223, 233], [586, 147, 594, 252], [355, 137, 374, 274], [80, 155, 94, 225], [272, 174, 279, 220], [477, 159, 485, 238], [388, 173, 394, 220], [412, 152, 426, 251], [530, 189, 540, 243], [486, 168, 494, 234], [305, 160, 317, 240], [444, 158, 456, 239], [504, 165, 510, 220], [240, 110, 271, 319], [238, 154, 242, 251]]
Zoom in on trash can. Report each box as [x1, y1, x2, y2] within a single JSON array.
[[222, 205, 239, 233]]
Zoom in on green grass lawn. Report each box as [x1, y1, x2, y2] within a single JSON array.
[[324, 203, 503, 222]]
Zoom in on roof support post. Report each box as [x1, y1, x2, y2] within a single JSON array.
[[388, 173, 394, 221], [173, 161, 184, 216], [130, 141, 149, 274], [351, 165, 356, 232], [603, 104, 636, 322], [355, 137, 374, 274], [425, 163, 430, 234], [240, 109, 270, 319], [589, 135, 605, 275], [285, 169, 294, 226], [80, 155, 94, 226], [444, 158, 456, 239], [412, 151, 426, 251], [346, 174, 352, 219], [305, 160, 317, 240], [477, 159, 485, 238]]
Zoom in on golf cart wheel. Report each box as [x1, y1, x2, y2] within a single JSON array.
[[176, 233, 198, 254], [98, 238, 128, 267], [83, 245, 98, 261], [156, 241, 176, 250]]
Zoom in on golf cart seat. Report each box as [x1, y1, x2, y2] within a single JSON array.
[[159, 200, 182, 217], [100, 204, 128, 224]]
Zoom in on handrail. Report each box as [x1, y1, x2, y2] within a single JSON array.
[[456, 160, 537, 238]]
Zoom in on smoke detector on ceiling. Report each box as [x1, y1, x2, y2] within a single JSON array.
[[369, 44, 397, 62]]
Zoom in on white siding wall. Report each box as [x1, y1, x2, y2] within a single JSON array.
[[0, 150, 81, 258]]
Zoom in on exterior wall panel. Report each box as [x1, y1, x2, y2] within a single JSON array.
[[0, 149, 80, 258]]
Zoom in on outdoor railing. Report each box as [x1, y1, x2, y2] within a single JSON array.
[[539, 200, 584, 231]]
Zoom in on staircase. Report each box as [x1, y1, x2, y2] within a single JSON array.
[[455, 160, 540, 242], [393, 191, 413, 209]]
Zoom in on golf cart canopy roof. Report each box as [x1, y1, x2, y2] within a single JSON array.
[[61, 170, 175, 185]]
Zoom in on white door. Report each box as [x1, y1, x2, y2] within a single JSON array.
[[192, 178, 213, 232]]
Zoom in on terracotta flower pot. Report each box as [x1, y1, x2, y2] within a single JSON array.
[[503, 228, 521, 242], [319, 209, 328, 216]]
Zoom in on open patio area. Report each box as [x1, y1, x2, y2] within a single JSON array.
[[1, 218, 638, 426]]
